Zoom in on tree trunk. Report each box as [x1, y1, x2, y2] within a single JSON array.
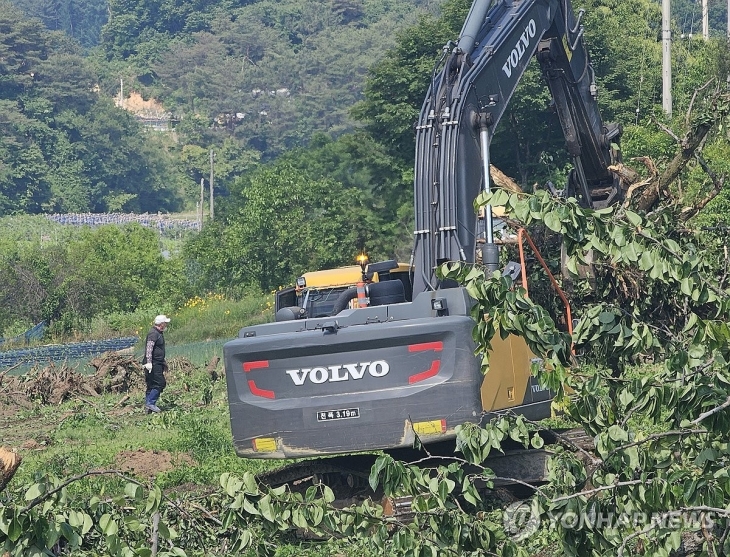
[[490, 165, 522, 193], [634, 121, 714, 212], [0, 446, 21, 492]]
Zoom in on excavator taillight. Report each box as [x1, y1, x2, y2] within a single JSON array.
[[408, 342, 443, 353], [408, 361, 440, 384], [408, 341, 443, 384], [243, 360, 275, 399], [243, 360, 269, 372]]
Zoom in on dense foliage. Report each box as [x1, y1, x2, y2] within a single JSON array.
[[185, 162, 363, 293], [0, 217, 190, 337], [0, 2, 184, 215]]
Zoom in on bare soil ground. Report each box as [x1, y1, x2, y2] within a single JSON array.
[[115, 449, 196, 478], [0, 353, 202, 482]]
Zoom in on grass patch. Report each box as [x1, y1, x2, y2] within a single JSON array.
[[167, 292, 273, 344], [77, 292, 273, 344], [8, 351, 276, 496]]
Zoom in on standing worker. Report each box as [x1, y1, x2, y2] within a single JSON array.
[[143, 314, 171, 413]]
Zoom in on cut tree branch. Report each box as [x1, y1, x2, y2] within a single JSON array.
[[679, 153, 725, 221], [691, 395, 730, 425]]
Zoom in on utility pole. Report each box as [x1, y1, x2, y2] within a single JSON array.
[[199, 178, 204, 230], [209, 149, 215, 220], [702, 0, 709, 39], [662, 0, 672, 117]]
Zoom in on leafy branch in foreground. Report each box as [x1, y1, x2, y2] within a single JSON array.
[[434, 186, 730, 556], [6, 190, 730, 556]]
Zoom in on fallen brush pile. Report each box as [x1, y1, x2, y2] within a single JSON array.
[[0, 353, 145, 404]]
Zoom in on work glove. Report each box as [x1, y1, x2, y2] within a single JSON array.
[[144, 363, 153, 372]]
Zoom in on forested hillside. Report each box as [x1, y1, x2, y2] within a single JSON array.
[[0, 2, 183, 214], [0, 0, 441, 217]]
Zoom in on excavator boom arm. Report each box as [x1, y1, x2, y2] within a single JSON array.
[[411, 0, 622, 294]]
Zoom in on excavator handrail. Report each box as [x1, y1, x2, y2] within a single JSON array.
[[516, 227, 573, 338]]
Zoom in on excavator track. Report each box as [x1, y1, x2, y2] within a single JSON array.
[[257, 453, 379, 506], [255, 429, 594, 518]]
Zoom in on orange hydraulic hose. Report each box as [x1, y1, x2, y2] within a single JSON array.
[[516, 228, 573, 338]]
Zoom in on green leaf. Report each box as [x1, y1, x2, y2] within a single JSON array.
[[513, 199, 530, 222], [530, 433, 544, 448], [258, 494, 275, 522], [618, 389, 634, 407], [124, 482, 142, 501], [243, 497, 259, 516], [146, 486, 161, 513], [237, 530, 252, 549], [490, 188, 509, 207], [638, 250, 654, 270], [123, 518, 143, 532], [243, 471, 259, 495], [369, 455, 389, 491], [544, 212, 562, 232], [292, 508, 308, 530], [24, 483, 43, 501], [683, 313, 698, 333], [598, 312, 615, 324], [680, 277, 693, 296], [608, 425, 628, 442], [624, 210, 641, 226], [311, 505, 324, 526], [322, 485, 335, 503], [8, 518, 22, 542], [158, 520, 171, 539], [99, 514, 118, 536], [667, 530, 682, 551]]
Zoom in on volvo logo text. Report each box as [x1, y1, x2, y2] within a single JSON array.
[[502, 19, 537, 78], [286, 361, 390, 385]]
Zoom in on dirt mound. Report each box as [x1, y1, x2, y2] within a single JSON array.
[[117, 91, 168, 118], [115, 449, 196, 478]]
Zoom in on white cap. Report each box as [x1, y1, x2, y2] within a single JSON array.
[[154, 314, 171, 325]]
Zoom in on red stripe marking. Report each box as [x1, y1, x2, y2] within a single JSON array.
[[439, 419, 447, 433], [409, 360, 440, 384], [243, 360, 269, 372], [408, 341, 443, 352], [248, 379, 275, 399]]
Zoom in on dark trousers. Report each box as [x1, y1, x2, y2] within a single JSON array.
[[145, 362, 167, 406]]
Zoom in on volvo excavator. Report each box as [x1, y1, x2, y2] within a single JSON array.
[[223, 0, 622, 497]]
